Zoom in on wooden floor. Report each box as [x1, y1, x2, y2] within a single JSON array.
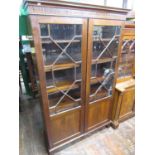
[[19, 95, 135, 155]]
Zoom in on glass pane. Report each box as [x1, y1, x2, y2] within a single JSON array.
[[40, 24, 48, 36], [90, 61, 115, 102], [42, 43, 62, 65], [46, 72, 53, 87], [40, 23, 82, 114], [48, 83, 81, 115], [90, 25, 120, 102], [92, 26, 120, 60], [118, 39, 135, 78]]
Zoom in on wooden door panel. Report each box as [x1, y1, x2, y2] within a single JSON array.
[[50, 108, 81, 145], [120, 88, 135, 117], [87, 99, 112, 130]]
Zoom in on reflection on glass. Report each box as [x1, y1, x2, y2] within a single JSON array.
[[90, 61, 115, 102], [39, 23, 82, 115], [40, 24, 48, 36], [90, 25, 120, 102]]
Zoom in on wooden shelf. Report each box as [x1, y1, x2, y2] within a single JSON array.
[[46, 81, 79, 94], [92, 57, 114, 64], [122, 50, 135, 54], [49, 98, 80, 115], [90, 76, 105, 85], [120, 59, 134, 63], [90, 88, 108, 102], [93, 37, 117, 42], [119, 63, 133, 67], [41, 37, 80, 44], [44, 63, 80, 72]]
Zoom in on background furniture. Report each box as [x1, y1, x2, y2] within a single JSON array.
[[112, 23, 135, 128], [24, 0, 130, 154], [19, 11, 38, 96]]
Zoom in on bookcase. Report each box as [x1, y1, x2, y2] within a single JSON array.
[[24, 0, 130, 154], [112, 23, 135, 128]]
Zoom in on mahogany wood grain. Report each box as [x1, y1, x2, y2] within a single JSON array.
[[29, 15, 53, 149], [46, 81, 79, 94], [80, 18, 88, 133], [92, 19, 124, 26], [37, 16, 83, 24], [50, 108, 81, 145], [24, 0, 130, 12], [24, 0, 130, 20], [111, 83, 135, 128], [87, 98, 112, 130], [44, 63, 80, 72], [84, 18, 93, 131], [119, 87, 135, 118]]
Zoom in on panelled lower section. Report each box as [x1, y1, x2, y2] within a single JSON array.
[[49, 98, 112, 146], [50, 108, 81, 145], [119, 88, 135, 119], [87, 98, 112, 130], [111, 82, 135, 129]]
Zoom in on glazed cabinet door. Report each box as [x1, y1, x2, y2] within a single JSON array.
[[86, 19, 122, 131], [30, 16, 87, 147], [117, 28, 135, 81]]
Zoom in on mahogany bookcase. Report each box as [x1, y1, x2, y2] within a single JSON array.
[[23, 0, 130, 154]]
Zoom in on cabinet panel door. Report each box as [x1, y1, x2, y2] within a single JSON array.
[[50, 108, 81, 146], [86, 19, 123, 130], [120, 87, 135, 118], [87, 99, 112, 130], [31, 16, 87, 145]]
